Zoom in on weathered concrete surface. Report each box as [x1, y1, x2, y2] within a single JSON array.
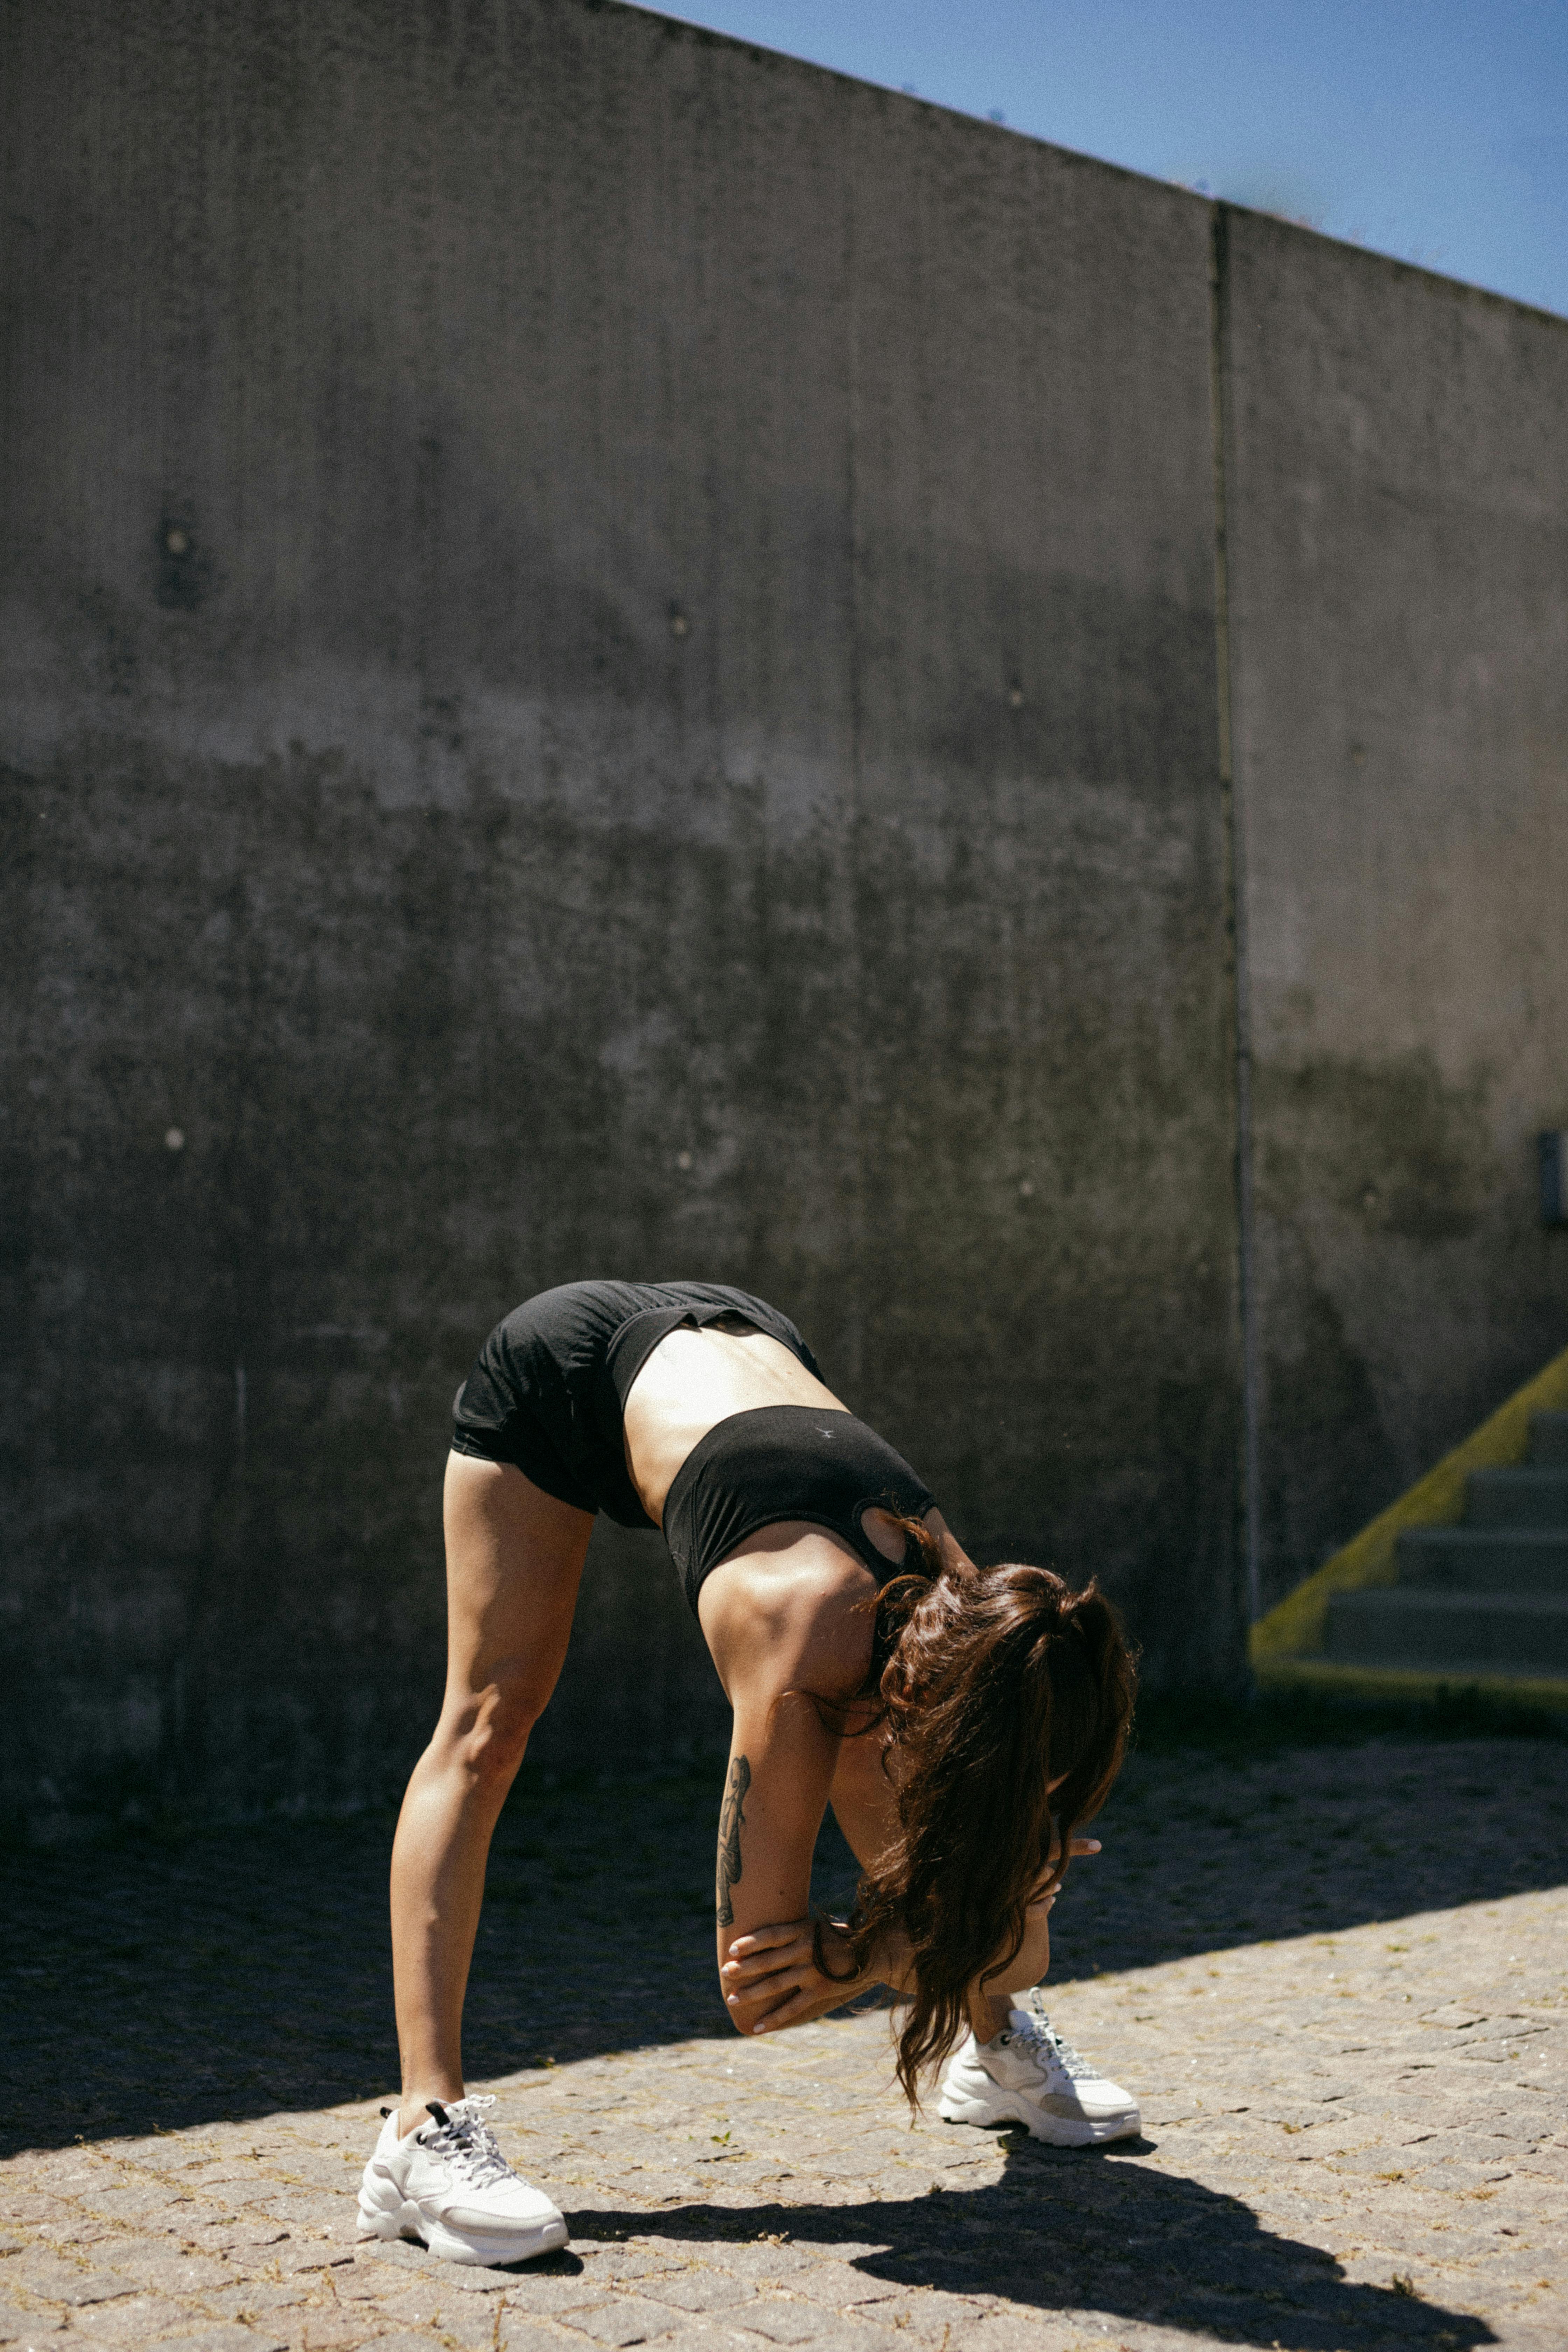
[[3, 1737, 1566, 2348], [9, 0, 1568, 1828], [1220, 213, 1568, 1608], [0, 0, 1239, 1827]]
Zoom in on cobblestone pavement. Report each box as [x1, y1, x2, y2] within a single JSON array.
[[4, 1735, 1567, 2351]]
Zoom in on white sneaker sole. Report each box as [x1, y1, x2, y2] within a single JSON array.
[[937, 2082, 1141, 2149], [357, 2176, 568, 2265]]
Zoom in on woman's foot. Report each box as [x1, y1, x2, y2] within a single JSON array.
[[357, 2095, 568, 2264], [937, 2004, 1141, 2147]]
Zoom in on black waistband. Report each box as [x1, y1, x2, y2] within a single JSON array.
[[662, 1404, 936, 1615], [450, 1282, 830, 1530], [603, 1303, 772, 1416]]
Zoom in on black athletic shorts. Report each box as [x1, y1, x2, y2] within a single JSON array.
[[451, 1280, 936, 1614], [451, 1279, 823, 1530]]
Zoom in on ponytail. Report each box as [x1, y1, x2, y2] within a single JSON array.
[[830, 1528, 1137, 2102]]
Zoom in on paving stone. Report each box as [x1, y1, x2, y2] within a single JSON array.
[[274, 2243, 357, 2275], [641, 2273, 758, 2313], [764, 2325, 905, 2352], [497, 2272, 616, 2312], [700, 2239, 818, 2276], [262, 2314, 363, 2350], [272, 2198, 354, 2228], [154, 2330, 290, 2352], [204, 2281, 314, 2317], [575, 2248, 687, 2283], [105, 2247, 238, 2294], [352, 2236, 530, 2293], [867, 2291, 981, 2337], [356, 2237, 435, 2276], [502, 2326, 588, 2352], [0, 2299, 65, 2344], [732, 2305, 839, 2344], [51, 2295, 195, 2342], [561, 2295, 687, 2344], [373, 2286, 503, 2345], [190, 2225, 293, 2253], [785, 2266, 901, 2309], [0, 2256, 132, 2308]]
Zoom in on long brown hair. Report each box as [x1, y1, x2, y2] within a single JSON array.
[[821, 1521, 1138, 2102]]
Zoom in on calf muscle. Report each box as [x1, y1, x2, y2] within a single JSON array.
[[390, 1457, 592, 2125]]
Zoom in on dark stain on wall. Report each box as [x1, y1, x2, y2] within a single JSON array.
[[1250, 1050, 1560, 1603], [1259, 1284, 1401, 1591], [1257, 1052, 1496, 1246]]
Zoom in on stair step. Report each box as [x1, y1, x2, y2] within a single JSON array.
[[1326, 1588, 1568, 1671], [1257, 1654, 1568, 1710], [1397, 1526, 1568, 1591], [1466, 1466, 1568, 1528], [1530, 1410, 1568, 1467]]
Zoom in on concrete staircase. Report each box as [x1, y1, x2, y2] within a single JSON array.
[[1250, 1347, 1568, 1709], [1324, 1413, 1568, 1679]]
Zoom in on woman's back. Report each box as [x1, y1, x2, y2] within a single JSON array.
[[621, 1316, 850, 1524]]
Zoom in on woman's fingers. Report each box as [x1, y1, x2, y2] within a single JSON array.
[[725, 1963, 815, 2009], [725, 1953, 864, 2030], [723, 1944, 814, 1988], [720, 1917, 862, 2036], [724, 1921, 808, 1958], [748, 1976, 845, 2031], [723, 1931, 811, 1964], [722, 1923, 821, 1983], [751, 1993, 813, 2031], [722, 1935, 811, 1970]]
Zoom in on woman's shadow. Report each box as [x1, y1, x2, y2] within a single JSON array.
[[563, 2134, 1493, 2352]]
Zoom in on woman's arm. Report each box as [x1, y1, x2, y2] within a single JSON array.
[[700, 1539, 886, 2036], [710, 1701, 864, 2035], [720, 1818, 1101, 2037]]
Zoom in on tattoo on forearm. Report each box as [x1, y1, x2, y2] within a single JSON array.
[[715, 1754, 751, 1927]]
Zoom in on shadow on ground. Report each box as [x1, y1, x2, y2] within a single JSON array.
[[3, 1731, 1566, 2156], [560, 2145, 1493, 2352]]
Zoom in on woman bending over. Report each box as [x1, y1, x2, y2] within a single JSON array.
[[357, 1280, 1139, 2267]]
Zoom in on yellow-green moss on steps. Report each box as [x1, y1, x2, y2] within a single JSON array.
[[1249, 1343, 1568, 1666], [1253, 1654, 1568, 1713]]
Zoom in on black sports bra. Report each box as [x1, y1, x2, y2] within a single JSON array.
[[661, 1404, 936, 1616]]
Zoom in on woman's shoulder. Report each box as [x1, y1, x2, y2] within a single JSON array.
[[698, 1531, 882, 1700]]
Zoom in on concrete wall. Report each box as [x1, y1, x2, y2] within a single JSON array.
[[6, 0, 1566, 1834], [1220, 215, 1568, 1607], [1, 0, 1245, 1834]]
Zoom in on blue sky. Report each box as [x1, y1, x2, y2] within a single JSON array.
[[652, 0, 1568, 320]]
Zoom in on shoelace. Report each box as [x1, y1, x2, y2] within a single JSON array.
[[1008, 2016, 1100, 2082], [420, 2095, 514, 2189]]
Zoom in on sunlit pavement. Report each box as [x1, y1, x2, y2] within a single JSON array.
[[4, 1740, 1567, 2351]]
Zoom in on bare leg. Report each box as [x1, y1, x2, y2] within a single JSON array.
[[389, 1454, 593, 2137]]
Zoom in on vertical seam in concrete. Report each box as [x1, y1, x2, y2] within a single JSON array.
[[840, 107, 867, 1390], [1209, 204, 1263, 1626]]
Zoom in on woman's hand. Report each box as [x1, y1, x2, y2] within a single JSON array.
[[721, 1918, 881, 2034], [1057, 1830, 1101, 1868], [990, 1830, 1102, 1995]]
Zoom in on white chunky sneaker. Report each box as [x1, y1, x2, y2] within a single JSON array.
[[357, 2096, 568, 2265], [937, 2001, 1141, 2147]]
